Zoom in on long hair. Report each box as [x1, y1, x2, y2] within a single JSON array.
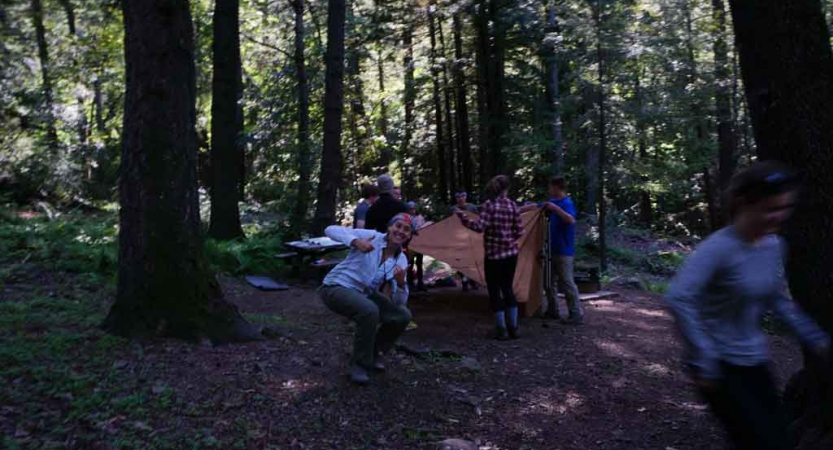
[[486, 175, 510, 199]]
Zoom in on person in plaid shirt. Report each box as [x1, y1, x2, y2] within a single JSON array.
[[455, 175, 524, 340]]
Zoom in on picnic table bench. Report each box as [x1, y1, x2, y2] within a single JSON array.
[[280, 237, 348, 280]]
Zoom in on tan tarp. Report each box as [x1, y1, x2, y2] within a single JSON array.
[[409, 210, 545, 316]]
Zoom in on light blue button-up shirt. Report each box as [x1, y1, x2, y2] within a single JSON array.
[[322, 226, 410, 305]]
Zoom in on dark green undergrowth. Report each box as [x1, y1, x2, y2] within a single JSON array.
[[0, 209, 291, 449], [0, 208, 288, 288]]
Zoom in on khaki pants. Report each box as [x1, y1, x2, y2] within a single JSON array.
[[546, 256, 584, 319], [318, 285, 412, 368]]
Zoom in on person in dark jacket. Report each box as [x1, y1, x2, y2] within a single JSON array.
[[365, 174, 407, 233]]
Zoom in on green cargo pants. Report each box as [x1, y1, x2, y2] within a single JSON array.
[[318, 285, 412, 368]]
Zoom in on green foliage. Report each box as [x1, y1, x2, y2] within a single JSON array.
[[203, 234, 286, 275]]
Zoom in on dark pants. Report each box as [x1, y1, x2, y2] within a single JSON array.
[[484, 255, 518, 312], [407, 251, 424, 287], [699, 362, 791, 450]]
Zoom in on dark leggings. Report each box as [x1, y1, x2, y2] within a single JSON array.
[[484, 255, 518, 312], [699, 362, 791, 450]]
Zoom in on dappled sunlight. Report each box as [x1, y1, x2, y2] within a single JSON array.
[[607, 316, 670, 333], [643, 363, 671, 377], [517, 389, 586, 416], [633, 307, 671, 319], [593, 338, 638, 359]]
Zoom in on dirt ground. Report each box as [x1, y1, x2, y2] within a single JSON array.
[[156, 277, 803, 450]]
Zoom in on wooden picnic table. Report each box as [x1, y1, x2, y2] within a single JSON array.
[[282, 237, 348, 279]]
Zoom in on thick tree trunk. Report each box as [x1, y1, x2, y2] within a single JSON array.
[[544, 0, 564, 175], [312, 0, 346, 235], [453, 13, 473, 195], [712, 0, 736, 223], [105, 0, 256, 343], [729, 1, 833, 448], [429, 8, 449, 201], [291, 0, 312, 233], [438, 15, 457, 199], [595, 0, 607, 272], [401, 27, 416, 196], [29, 0, 58, 150], [208, 0, 245, 240]]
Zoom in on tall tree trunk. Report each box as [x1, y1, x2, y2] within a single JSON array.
[[635, 69, 652, 225], [703, 166, 718, 230], [729, 1, 833, 448], [487, 0, 507, 175], [429, 7, 449, 201], [312, 0, 347, 235], [401, 27, 416, 196], [208, 0, 245, 240], [595, 0, 607, 272], [29, 0, 58, 150], [474, 0, 490, 189], [291, 0, 312, 233], [544, 0, 564, 175], [438, 14, 457, 199], [105, 0, 254, 343], [377, 51, 392, 169], [584, 84, 598, 216], [93, 74, 105, 133], [453, 13, 473, 194], [712, 0, 736, 223], [57, 0, 75, 35]]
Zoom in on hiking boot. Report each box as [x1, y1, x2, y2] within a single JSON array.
[[560, 315, 584, 325], [495, 327, 510, 341], [349, 364, 370, 385], [544, 311, 561, 321], [371, 356, 386, 373], [508, 326, 520, 340]]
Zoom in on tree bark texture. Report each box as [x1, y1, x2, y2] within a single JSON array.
[[291, 0, 313, 233], [312, 0, 346, 235], [58, 0, 76, 35], [105, 0, 255, 343], [595, 0, 607, 272], [474, 0, 490, 190], [377, 52, 392, 169], [208, 0, 245, 240], [438, 15, 457, 200], [729, 1, 833, 448], [544, 0, 564, 175], [712, 0, 737, 222], [486, 0, 508, 176], [453, 13, 473, 195], [30, 0, 58, 150], [429, 8, 449, 202], [401, 27, 416, 196]]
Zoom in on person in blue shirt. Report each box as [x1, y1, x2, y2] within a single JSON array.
[[353, 184, 379, 229], [522, 176, 583, 324], [318, 213, 414, 385]]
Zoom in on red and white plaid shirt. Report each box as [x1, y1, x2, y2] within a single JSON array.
[[457, 196, 523, 260]]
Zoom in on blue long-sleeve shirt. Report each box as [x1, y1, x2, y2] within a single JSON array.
[[322, 226, 409, 305], [665, 226, 829, 380]]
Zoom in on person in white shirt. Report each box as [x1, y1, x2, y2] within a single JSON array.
[[318, 213, 414, 385]]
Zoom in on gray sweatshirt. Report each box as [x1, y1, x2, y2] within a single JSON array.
[[665, 226, 829, 380]]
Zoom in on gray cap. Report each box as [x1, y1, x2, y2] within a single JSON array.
[[377, 174, 394, 194]]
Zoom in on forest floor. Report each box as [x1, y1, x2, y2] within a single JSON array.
[[1, 266, 805, 450]]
